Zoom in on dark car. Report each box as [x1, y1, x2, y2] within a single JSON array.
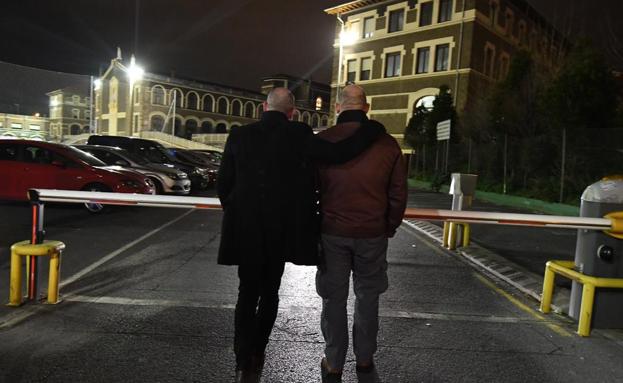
[[168, 148, 218, 185], [190, 149, 222, 167], [0, 139, 154, 211], [76, 145, 191, 195], [86, 135, 210, 191]]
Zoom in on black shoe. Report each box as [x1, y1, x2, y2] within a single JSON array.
[[250, 352, 265, 373], [320, 357, 342, 382], [356, 360, 375, 374], [234, 369, 260, 383]]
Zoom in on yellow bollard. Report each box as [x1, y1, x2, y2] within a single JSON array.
[[8, 240, 65, 307], [578, 283, 596, 337], [442, 222, 450, 247], [448, 222, 458, 250], [9, 250, 23, 307], [540, 262, 555, 314], [462, 223, 471, 247]]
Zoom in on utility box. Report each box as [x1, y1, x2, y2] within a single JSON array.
[[449, 173, 478, 210], [569, 177, 623, 328]]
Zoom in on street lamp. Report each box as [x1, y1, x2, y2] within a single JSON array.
[[126, 55, 144, 136], [335, 15, 358, 123]]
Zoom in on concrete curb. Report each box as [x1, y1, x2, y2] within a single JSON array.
[[403, 219, 570, 314]]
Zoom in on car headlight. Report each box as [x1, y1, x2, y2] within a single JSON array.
[[119, 179, 141, 188], [192, 168, 208, 176]]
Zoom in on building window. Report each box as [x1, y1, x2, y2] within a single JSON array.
[[72, 109, 80, 119], [360, 57, 372, 80], [484, 45, 495, 76], [420, 2, 433, 26], [489, 1, 499, 26], [72, 95, 80, 104], [152, 86, 165, 105], [363, 17, 375, 38], [172, 90, 183, 108], [435, 44, 450, 71], [346, 59, 357, 83], [133, 86, 140, 104], [388, 9, 404, 33], [416, 47, 430, 73], [438, 0, 453, 23], [385, 52, 401, 78], [133, 115, 139, 133], [11, 123, 22, 129], [85, 110, 91, 119], [315, 97, 323, 111], [519, 22, 527, 45], [506, 11, 514, 36], [499, 55, 509, 79], [187, 93, 198, 110]]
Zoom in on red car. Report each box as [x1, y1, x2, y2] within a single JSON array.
[[0, 140, 154, 205]]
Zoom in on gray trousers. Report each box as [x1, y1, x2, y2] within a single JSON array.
[[316, 233, 389, 370]]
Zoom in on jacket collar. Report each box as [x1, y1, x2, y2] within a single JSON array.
[[337, 109, 369, 125], [261, 110, 289, 124]]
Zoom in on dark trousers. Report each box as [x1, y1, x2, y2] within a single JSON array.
[[234, 259, 285, 369]]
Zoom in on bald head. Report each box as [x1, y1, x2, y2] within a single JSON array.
[[337, 85, 369, 113], [265, 87, 295, 115]]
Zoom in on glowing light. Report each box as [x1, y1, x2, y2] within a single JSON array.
[[128, 55, 144, 83], [93, 78, 102, 90], [339, 30, 358, 46]]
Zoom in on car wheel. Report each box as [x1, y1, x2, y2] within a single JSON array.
[[82, 183, 110, 213], [150, 178, 164, 195]]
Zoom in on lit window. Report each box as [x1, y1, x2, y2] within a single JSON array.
[[11, 123, 22, 129], [29, 125, 41, 130], [438, 0, 453, 23], [360, 57, 372, 81], [416, 47, 430, 73], [347, 59, 357, 83], [385, 52, 401, 78], [435, 44, 450, 71], [315, 97, 323, 111], [388, 9, 404, 33], [420, 2, 433, 26], [363, 17, 375, 38], [416, 95, 435, 110]]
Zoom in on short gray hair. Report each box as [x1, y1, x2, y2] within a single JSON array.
[[266, 87, 295, 114]]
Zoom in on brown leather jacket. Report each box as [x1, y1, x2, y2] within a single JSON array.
[[317, 110, 408, 238]]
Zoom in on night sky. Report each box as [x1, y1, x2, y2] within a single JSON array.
[[1, 0, 622, 92]]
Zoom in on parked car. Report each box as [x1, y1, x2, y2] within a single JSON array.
[[76, 145, 191, 195], [0, 140, 154, 211], [167, 148, 218, 185], [86, 135, 210, 191], [190, 149, 222, 166]]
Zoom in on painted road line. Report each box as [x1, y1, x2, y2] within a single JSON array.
[[0, 209, 196, 330], [62, 294, 559, 325], [400, 221, 573, 338], [474, 273, 572, 337]]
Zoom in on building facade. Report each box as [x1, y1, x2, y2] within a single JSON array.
[[0, 113, 49, 140], [47, 87, 92, 142], [325, 0, 565, 137], [93, 56, 330, 141]]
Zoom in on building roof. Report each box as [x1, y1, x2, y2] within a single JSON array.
[[324, 0, 386, 15]]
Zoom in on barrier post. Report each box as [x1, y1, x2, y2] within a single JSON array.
[[540, 262, 555, 313], [28, 191, 45, 301], [578, 283, 596, 337]]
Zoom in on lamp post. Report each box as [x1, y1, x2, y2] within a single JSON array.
[[334, 14, 358, 123], [126, 55, 144, 136]]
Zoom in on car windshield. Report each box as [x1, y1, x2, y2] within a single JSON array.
[[120, 150, 150, 165], [137, 143, 177, 164], [64, 146, 107, 166]]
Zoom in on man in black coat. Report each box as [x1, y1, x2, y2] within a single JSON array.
[[217, 88, 383, 381]]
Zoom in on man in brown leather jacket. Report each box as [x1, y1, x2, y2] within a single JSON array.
[[316, 84, 407, 380]]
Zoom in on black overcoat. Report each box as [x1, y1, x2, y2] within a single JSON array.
[[216, 111, 382, 266]]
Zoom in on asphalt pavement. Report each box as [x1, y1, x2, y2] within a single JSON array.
[[1, 190, 622, 382]]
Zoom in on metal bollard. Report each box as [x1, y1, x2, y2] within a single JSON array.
[[8, 240, 66, 306]]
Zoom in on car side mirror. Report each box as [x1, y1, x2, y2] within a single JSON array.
[[51, 160, 65, 168]]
